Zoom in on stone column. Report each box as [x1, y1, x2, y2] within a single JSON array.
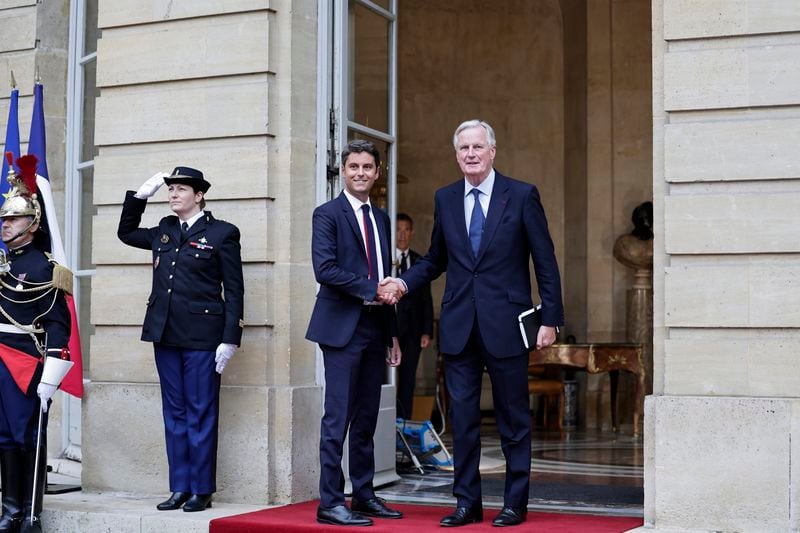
[[85, 0, 320, 505]]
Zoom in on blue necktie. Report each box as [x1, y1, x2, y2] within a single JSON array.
[[362, 205, 379, 281], [468, 188, 485, 258]]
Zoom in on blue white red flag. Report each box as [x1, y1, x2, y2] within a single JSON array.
[[28, 82, 83, 398]]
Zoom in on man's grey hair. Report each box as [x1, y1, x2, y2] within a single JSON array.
[[452, 119, 497, 150]]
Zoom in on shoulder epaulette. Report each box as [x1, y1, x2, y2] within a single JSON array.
[[51, 262, 74, 295]]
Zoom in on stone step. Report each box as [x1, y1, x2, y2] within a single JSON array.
[[39, 490, 269, 533]]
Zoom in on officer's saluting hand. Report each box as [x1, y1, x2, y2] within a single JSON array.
[[118, 166, 244, 513]]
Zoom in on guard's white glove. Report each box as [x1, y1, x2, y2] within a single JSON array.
[[37, 383, 57, 412], [215, 343, 237, 374], [134, 171, 169, 199]]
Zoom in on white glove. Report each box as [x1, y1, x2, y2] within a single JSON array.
[[134, 171, 169, 199], [215, 343, 237, 374], [37, 383, 58, 412]]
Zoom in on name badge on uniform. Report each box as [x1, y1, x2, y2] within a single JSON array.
[[160, 234, 170, 244]]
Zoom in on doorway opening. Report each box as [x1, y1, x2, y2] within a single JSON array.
[[323, 0, 653, 515]]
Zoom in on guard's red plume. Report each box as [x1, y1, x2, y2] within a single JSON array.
[[5, 152, 12, 168], [15, 154, 38, 195]]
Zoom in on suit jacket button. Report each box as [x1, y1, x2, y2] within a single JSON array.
[[204, 309, 209, 314], [195, 253, 199, 258], [167, 289, 172, 293], [169, 275, 173, 279], [171, 261, 176, 266], [175, 248, 179, 252]]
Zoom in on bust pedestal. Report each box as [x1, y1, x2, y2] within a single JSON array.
[[613, 234, 653, 396]]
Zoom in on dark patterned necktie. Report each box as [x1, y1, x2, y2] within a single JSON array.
[[399, 252, 407, 275], [181, 222, 189, 233]]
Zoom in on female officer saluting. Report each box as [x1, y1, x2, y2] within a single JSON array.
[[117, 167, 244, 512]]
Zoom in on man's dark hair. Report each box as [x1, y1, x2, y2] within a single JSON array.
[[396, 212, 413, 229], [341, 139, 381, 168]]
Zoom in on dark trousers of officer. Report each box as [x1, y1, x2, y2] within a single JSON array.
[[0, 363, 44, 450], [318, 308, 385, 509], [444, 316, 531, 510], [154, 344, 221, 495], [396, 334, 422, 420], [0, 361, 48, 530]]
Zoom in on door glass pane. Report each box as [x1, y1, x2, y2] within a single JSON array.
[[349, 0, 389, 133], [81, 60, 98, 162], [80, 167, 95, 270], [366, 0, 390, 10], [348, 130, 390, 210], [84, 0, 99, 55], [78, 276, 94, 373]]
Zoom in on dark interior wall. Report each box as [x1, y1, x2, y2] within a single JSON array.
[[560, 0, 589, 342], [397, 0, 566, 297]]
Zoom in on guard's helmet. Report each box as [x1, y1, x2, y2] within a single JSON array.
[[0, 153, 41, 226]]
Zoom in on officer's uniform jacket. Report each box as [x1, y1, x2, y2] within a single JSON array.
[[117, 191, 244, 351], [0, 240, 70, 448], [0, 242, 70, 360]]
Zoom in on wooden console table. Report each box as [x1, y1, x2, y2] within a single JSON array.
[[529, 343, 645, 437]]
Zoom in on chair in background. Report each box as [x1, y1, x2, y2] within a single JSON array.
[[528, 366, 565, 431]]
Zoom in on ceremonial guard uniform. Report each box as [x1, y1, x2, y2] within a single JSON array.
[[117, 167, 244, 512], [0, 155, 72, 533]]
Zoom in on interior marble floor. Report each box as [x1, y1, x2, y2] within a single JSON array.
[[379, 425, 643, 517]]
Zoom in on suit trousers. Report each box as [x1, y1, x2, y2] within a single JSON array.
[[396, 334, 422, 420], [154, 343, 221, 494], [318, 308, 386, 508], [444, 317, 531, 509]]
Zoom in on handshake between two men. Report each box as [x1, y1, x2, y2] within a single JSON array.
[[376, 277, 406, 305], [376, 275, 558, 349]]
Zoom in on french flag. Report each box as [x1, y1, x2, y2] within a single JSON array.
[[28, 82, 84, 398]]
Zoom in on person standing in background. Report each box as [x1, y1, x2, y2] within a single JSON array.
[[117, 166, 244, 513], [394, 213, 433, 420]]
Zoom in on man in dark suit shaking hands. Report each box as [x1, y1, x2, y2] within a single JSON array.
[[382, 120, 564, 527], [306, 140, 404, 526]]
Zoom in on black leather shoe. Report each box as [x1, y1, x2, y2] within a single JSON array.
[[440, 506, 483, 527], [182, 494, 213, 512], [156, 492, 191, 511], [351, 497, 403, 519], [316, 505, 373, 526], [492, 506, 527, 527]]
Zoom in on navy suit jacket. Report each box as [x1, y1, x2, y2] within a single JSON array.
[[401, 171, 564, 357], [117, 192, 245, 351], [306, 193, 397, 349]]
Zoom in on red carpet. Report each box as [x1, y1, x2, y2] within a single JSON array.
[[210, 500, 643, 532]]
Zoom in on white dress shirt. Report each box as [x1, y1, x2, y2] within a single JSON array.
[[180, 210, 205, 231]]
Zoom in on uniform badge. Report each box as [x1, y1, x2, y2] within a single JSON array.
[[199, 237, 207, 244], [154, 256, 160, 269], [160, 234, 170, 244]]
